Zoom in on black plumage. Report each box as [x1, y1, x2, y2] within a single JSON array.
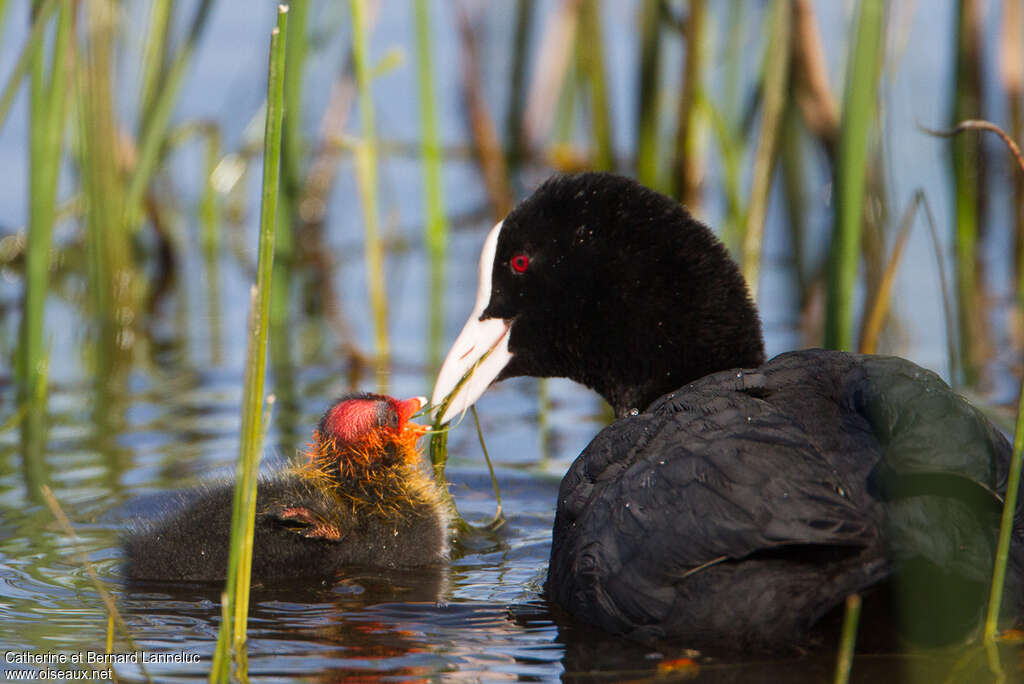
[[431, 172, 1022, 648]]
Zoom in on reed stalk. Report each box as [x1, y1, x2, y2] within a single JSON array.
[[471, 407, 505, 530], [414, 0, 449, 376], [505, 0, 535, 171], [78, 0, 133, 358], [576, 0, 613, 171], [780, 102, 809, 301], [823, 0, 884, 351], [124, 0, 215, 232], [200, 125, 222, 258], [833, 594, 861, 684], [18, 0, 71, 404], [137, 0, 173, 131], [672, 0, 705, 209], [968, 118, 1024, 642], [697, 93, 744, 251], [0, 0, 58, 134], [635, 0, 662, 189], [209, 8, 288, 682], [740, 0, 790, 303], [1003, 0, 1024, 307], [350, 0, 390, 388], [457, 7, 513, 217], [858, 194, 919, 354], [985, 380, 1024, 641], [201, 125, 224, 365], [950, 0, 985, 385], [282, 0, 308, 202], [269, 0, 307, 335]]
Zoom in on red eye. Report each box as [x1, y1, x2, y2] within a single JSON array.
[[510, 254, 530, 273]]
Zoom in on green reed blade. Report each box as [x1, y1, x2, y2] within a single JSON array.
[[635, 0, 662, 189], [210, 7, 288, 682], [471, 406, 505, 531], [0, 0, 58, 135], [985, 379, 1024, 642], [741, 0, 790, 302], [18, 0, 71, 403], [824, 0, 884, 351], [137, 0, 173, 130], [576, 0, 612, 171], [950, 0, 984, 386], [282, 0, 308, 201], [672, 0, 705, 208], [505, 0, 535, 171], [124, 0, 214, 232], [833, 594, 861, 684], [414, 0, 449, 377], [350, 0, 390, 387], [78, 0, 132, 354]]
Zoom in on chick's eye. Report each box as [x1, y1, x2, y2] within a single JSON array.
[[388, 411, 399, 429], [510, 253, 530, 273]]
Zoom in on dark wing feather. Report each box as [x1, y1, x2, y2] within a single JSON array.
[[547, 349, 1020, 647], [548, 379, 884, 646]]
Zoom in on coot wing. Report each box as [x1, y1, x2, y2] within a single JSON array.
[[547, 350, 1019, 646], [547, 378, 885, 646]]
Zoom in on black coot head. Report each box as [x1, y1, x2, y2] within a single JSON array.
[[432, 172, 765, 421]]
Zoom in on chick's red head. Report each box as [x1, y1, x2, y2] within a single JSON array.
[[307, 393, 427, 478]]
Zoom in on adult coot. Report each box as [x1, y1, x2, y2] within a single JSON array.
[[124, 393, 449, 581], [431, 172, 1021, 649]]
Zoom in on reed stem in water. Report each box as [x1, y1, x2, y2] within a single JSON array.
[[210, 7, 288, 682]]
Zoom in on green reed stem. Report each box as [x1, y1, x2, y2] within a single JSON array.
[[18, 0, 70, 404], [577, 0, 613, 171], [471, 406, 505, 530], [78, 0, 131, 348], [124, 0, 214, 232], [200, 125, 222, 258], [950, 0, 983, 386], [0, 0, 57, 135], [833, 594, 861, 684], [824, 0, 884, 351], [980, 117, 1024, 643], [672, 0, 705, 207], [350, 0, 390, 388], [201, 125, 224, 365], [985, 380, 1024, 641], [414, 0, 448, 377], [780, 101, 808, 301], [505, 0, 535, 170], [697, 91, 744, 251], [635, 0, 662, 189], [210, 8, 288, 682], [137, 0, 172, 130], [282, 0, 308, 201], [741, 0, 790, 302]]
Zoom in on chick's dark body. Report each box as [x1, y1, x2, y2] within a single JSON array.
[[124, 475, 447, 582]]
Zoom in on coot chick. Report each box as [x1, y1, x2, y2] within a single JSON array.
[[124, 393, 449, 582], [431, 172, 1022, 649]]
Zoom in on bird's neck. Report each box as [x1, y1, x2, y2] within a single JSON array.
[[296, 443, 441, 517]]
